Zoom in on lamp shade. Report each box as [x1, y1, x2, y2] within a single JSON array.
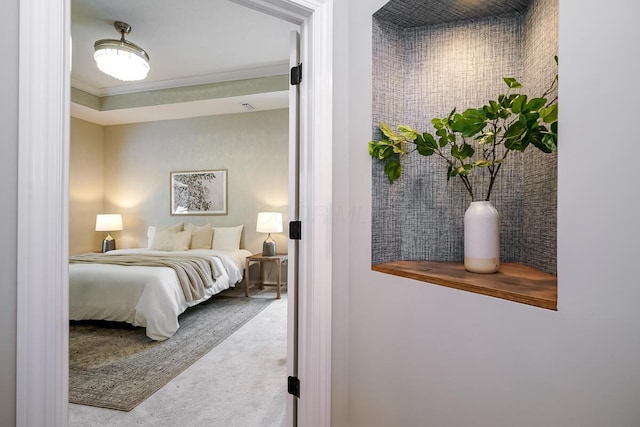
[[94, 21, 150, 82], [95, 214, 123, 232], [256, 212, 283, 233]]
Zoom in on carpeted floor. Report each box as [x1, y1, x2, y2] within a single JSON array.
[[69, 295, 273, 411]]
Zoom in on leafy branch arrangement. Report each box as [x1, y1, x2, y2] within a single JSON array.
[[369, 58, 558, 201]]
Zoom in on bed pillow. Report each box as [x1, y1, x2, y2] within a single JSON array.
[[185, 223, 213, 249], [150, 229, 191, 251], [147, 222, 184, 248], [212, 225, 244, 251]]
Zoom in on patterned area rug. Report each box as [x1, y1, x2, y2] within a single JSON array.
[[69, 295, 272, 411]]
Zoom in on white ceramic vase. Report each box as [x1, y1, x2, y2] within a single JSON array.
[[464, 200, 500, 273]]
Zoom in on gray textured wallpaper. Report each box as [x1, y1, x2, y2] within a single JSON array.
[[372, 0, 558, 274]]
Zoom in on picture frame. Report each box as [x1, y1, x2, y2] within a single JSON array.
[[170, 169, 228, 215]]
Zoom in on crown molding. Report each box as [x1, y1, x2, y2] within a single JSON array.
[[70, 90, 289, 126], [71, 62, 290, 97]]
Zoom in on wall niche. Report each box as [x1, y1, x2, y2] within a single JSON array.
[[371, 0, 558, 307]]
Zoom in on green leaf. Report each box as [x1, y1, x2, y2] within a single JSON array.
[[378, 145, 394, 159], [503, 77, 522, 88], [379, 122, 409, 144], [368, 140, 378, 156], [423, 133, 438, 149], [378, 122, 397, 139], [415, 133, 437, 156], [397, 125, 418, 140], [483, 101, 500, 120], [384, 159, 402, 183], [504, 121, 528, 150], [511, 94, 527, 114], [447, 165, 458, 180], [416, 146, 434, 156], [460, 143, 475, 158], [521, 111, 541, 127], [451, 145, 460, 159], [450, 108, 487, 137], [539, 133, 557, 153], [525, 97, 547, 112], [473, 160, 493, 167], [540, 104, 558, 123], [499, 93, 518, 109], [451, 143, 474, 160], [432, 117, 444, 130]]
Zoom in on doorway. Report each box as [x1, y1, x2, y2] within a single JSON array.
[[16, 0, 332, 426]]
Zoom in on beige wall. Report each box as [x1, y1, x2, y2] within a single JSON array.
[[99, 109, 288, 254], [70, 117, 105, 254]]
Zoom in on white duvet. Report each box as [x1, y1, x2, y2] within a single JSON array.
[[69, 248, 251, 340]]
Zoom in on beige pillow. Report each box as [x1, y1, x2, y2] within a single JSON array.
[[150, 229, 191, 251], [147, 222, 184, 248], [185, 223, 213, 249], [212, 225, 244, 251]]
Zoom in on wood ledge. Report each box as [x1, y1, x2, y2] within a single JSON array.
[[372, 261, 557, 310]]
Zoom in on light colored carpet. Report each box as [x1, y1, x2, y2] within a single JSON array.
[[69, 290, 288, 426], [69, 294, 273, 411]]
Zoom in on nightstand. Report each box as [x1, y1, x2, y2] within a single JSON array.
[[244, 253, 288, 299]]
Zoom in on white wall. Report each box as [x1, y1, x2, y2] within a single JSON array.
[[337, 0, 640, 426], [69, 117, 105, 254], [0, 0, 18, 423]]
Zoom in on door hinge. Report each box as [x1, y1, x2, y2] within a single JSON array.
[[289, 221, 302, 240], [288, 376, 300, 398], [290, 63, 302, 85]]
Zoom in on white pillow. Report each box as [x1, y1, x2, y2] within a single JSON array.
[[147, 222, 184, 248], [212, 225, 244, 251], [150, 229, 191, 251], [185, 223, 213, 249]]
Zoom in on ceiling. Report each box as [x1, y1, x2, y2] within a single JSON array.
[[374, 0, 532, 27], [71, 0, 297, 124]]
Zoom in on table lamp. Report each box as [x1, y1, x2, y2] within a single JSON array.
[[256, 212, 283, 256], [95, 214, 123, 252]]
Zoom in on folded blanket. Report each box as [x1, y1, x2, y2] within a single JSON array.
[[69, 253, 220, 302]]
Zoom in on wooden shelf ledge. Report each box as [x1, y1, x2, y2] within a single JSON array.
[[372, 261, 557, 310]]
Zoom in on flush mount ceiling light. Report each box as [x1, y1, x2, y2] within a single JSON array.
[[94, 21, 150, 82]]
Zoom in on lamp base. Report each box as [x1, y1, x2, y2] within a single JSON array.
[[262, 237, 276, 256], [102, 237, 116, 253]]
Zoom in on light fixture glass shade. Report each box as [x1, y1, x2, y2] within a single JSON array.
[[256, 212, 283, 233], [95, 214, 123, 232], [94, 41, 150, 81], [94, 21, 150, 82]]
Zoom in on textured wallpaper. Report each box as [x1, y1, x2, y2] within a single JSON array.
[[93, 109, 289, 254], [372, 0, 558, 274]]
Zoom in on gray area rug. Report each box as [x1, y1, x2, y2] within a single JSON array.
[[69, 295, 272, 411]]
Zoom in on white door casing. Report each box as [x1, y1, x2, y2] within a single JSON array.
[[16, 0, 333, 426], [287, 28, 302, 426]]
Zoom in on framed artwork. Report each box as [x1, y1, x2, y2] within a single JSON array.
[[170, 169, 228, 215]]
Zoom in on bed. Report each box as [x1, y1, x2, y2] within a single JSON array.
[[69, 223, 251, 341]]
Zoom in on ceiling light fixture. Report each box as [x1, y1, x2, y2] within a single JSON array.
[[94, 21, 150, 82]]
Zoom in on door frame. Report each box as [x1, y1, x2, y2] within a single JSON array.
[[16, 0, 333, 425]]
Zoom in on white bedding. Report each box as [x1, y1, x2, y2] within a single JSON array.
[[69, 248, 252, 340]]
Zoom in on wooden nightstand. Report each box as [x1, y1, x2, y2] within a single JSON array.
[[244, 253, 288, 299]]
